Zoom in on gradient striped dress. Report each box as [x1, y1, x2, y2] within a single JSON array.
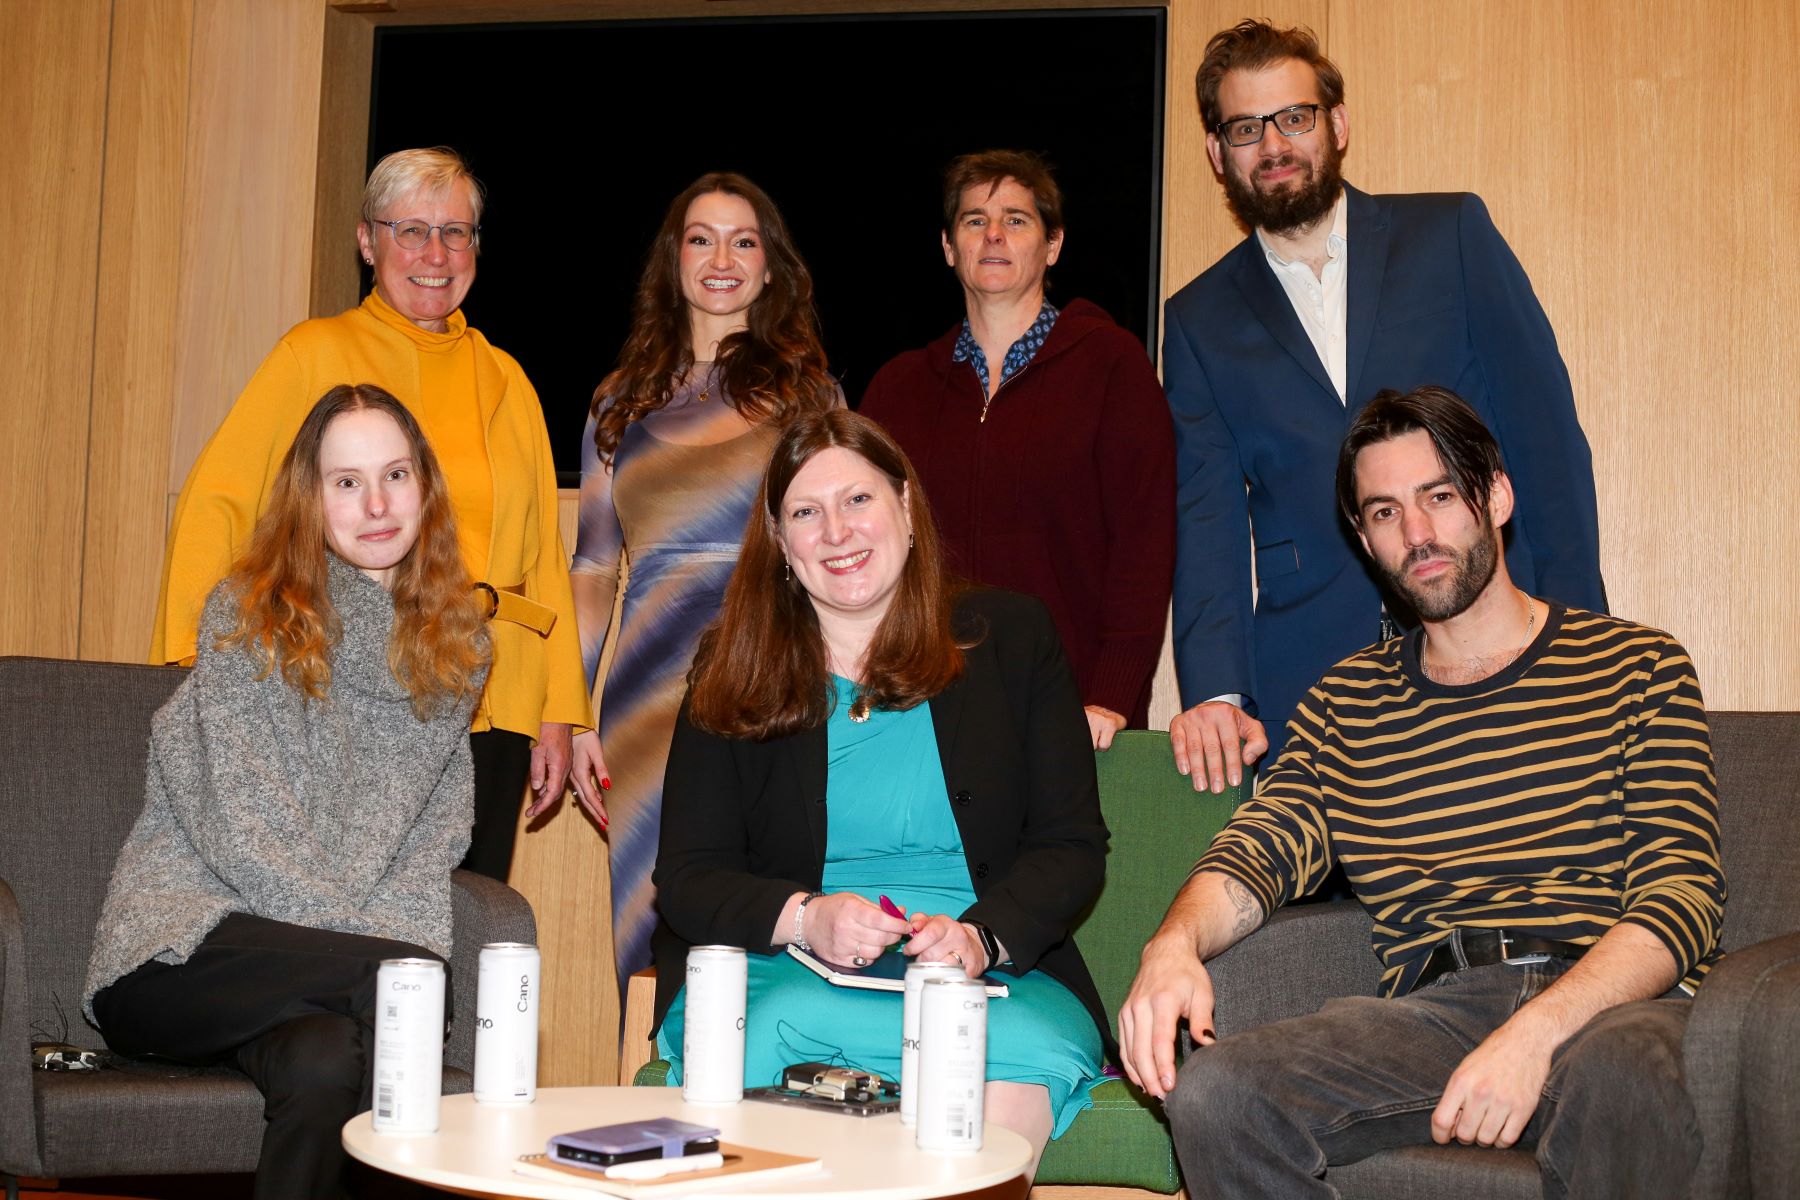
[[574, 373, 783, 988], [1194, 604, 1725, 996]]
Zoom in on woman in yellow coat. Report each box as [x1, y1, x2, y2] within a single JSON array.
[[153, 147, 587, 882]]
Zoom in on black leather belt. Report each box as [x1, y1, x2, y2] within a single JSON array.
[[1409, 929, 1591, 994]]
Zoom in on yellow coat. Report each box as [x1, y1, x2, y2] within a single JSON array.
[[152, 290, 591, 740]]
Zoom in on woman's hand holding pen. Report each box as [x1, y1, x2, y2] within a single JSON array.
[[799, 892, 910, 967], [902, 911, 993, 978]]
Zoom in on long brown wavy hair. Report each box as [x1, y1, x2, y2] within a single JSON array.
[[591, 172, 836, 463], [216, 384, 488, 718], [687, 410, 969, 741]]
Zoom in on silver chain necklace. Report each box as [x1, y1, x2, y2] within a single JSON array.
[[1421, 593, 1537, 684]]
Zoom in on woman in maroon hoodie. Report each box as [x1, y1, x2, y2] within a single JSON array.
[[861, 150, 1174, 745]]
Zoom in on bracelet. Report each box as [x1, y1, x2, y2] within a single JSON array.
[[793, 891, 825, 952]]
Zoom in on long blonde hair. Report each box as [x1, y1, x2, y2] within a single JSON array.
[[217, 384, 487, 717]]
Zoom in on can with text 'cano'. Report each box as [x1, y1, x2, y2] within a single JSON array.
[[915, 975, 987, 1153], [474, 942, 539, 1104], [901, 961, 967, 1125], [372, 957, 444, 1135], [682, 945, 747, 1104]]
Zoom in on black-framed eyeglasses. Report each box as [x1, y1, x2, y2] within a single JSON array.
[[1215, 104, 1325, 148], [371, 218, 479, 251]]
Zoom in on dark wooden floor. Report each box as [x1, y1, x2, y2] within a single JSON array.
[[18, 1178, 253, 1200]]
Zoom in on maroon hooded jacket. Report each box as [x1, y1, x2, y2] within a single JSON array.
[[861, 299, 1174, 725]]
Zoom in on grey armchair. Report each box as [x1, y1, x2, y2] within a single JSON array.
[[0, 656, 537, 1195], [1201, 710, 1800, 1199]]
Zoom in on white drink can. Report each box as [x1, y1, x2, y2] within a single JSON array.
[[916, 976, 987, 1153], [474, 942, 539, 1105], [682, 945, 747, 1105], [901, 961, 967, 1125], [372, 957, 445, 1135]]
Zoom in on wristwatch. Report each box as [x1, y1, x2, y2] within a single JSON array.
[[964, 920, 1001, 970]]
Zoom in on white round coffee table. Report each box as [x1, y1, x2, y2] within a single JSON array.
[[343, 1086, 1032, 1199]]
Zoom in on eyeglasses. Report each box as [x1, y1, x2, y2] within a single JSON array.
[[1214, 104, 1325, 148], [371, 218, 479, 251]]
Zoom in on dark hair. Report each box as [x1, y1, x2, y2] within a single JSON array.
[[1196, 19, 1346, 132], [1336, 386, 1507, 529], [686, 409, 968, 741], [591, 172, 836, 463], [218, 384, 487, 717], [941, 149, 1066, 240]]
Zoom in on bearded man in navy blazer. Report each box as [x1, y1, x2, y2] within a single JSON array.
[[1164, 19, 1608, 790]]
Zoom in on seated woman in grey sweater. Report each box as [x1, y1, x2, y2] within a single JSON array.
[[83, 383, 490, 1200]]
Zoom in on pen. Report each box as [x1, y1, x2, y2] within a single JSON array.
[[878, 894, 906, 921], [605, 1152, 726, 1180]]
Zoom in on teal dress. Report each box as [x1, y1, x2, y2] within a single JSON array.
[[658, 677, 1104, 1137]]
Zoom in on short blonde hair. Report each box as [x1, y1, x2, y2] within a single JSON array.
[[360, 146, 485, 224]]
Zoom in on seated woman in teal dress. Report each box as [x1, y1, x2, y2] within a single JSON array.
[[650, 409, 1111, 1179]]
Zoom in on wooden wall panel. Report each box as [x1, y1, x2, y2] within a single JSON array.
[[311, 6, 375, 321], [1332, 0, 1800, 708], [0, 1, 112, 657], [80, 0, 194, 664], [165, 0, 330, 496], [504, 491, 620, 1088]]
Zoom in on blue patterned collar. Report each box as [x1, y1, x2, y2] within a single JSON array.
[[952, 301, 1060, 394]]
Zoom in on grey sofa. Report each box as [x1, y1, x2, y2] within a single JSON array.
[[1202, 710, 1800, 1199], [0, 656, 537, 1194]]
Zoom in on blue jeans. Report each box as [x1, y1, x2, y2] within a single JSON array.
[[1167, 959, 1699, 1199]]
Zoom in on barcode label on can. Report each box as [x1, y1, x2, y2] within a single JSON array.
[[377, 1085, 394, 1119]]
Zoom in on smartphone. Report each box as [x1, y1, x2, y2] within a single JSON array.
[[546, 1117, 721, 1170]]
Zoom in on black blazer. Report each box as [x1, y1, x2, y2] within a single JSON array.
[[650, 588, 1112, 1051]]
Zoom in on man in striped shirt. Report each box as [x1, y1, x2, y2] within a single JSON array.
[[1120, 386, 1723, 1198]]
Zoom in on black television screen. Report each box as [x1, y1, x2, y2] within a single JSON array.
[[369, 9, 1165, 474]]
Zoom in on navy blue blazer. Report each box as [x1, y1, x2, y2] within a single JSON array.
[[1164, 185, 1607, 745]]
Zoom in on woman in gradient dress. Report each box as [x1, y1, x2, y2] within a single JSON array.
[[568, 173, 838, 987]]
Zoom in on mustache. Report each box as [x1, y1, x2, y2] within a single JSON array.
[[1255, 153, 1303, 180], [1405, 543, 1457, 568]]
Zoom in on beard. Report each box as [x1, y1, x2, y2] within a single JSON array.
[[1222, 134, 1345, 235], [1380, 521, 1501, 623]]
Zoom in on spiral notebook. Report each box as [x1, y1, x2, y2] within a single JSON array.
[[784, 944, 1010, 997]]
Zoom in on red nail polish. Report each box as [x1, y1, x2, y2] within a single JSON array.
[[601, 776, 612, 790]]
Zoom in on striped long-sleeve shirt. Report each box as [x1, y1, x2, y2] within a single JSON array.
[[1195, 604, 1724, 996]]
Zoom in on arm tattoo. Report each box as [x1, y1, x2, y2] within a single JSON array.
[[1223, 875, 1263, 940]]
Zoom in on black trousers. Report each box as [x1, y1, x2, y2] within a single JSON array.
[[460, 728, 532, 883], [91, 913, 443, 1200]]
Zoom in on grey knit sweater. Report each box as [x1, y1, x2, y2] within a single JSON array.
[[83, 555, 488, 1021]]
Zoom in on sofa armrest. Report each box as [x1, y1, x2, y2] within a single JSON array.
[[0, 875, 44, 1178], [445, 869, 538, 1075], [1205, 899, 1383, 1037], [1685, 929, 1800, 1200]]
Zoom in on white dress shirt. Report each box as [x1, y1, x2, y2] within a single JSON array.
[[1255, 189, 1349, 403]]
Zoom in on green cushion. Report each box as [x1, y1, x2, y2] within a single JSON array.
[[1077, 732, 1240, 1017], [636, 734, 1237, 1192], [1034, 1077, 1181, 1190], [1036, 732, 1240, 1191]]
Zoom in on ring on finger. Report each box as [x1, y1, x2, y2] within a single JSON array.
[[947, 950, 963, 966]]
